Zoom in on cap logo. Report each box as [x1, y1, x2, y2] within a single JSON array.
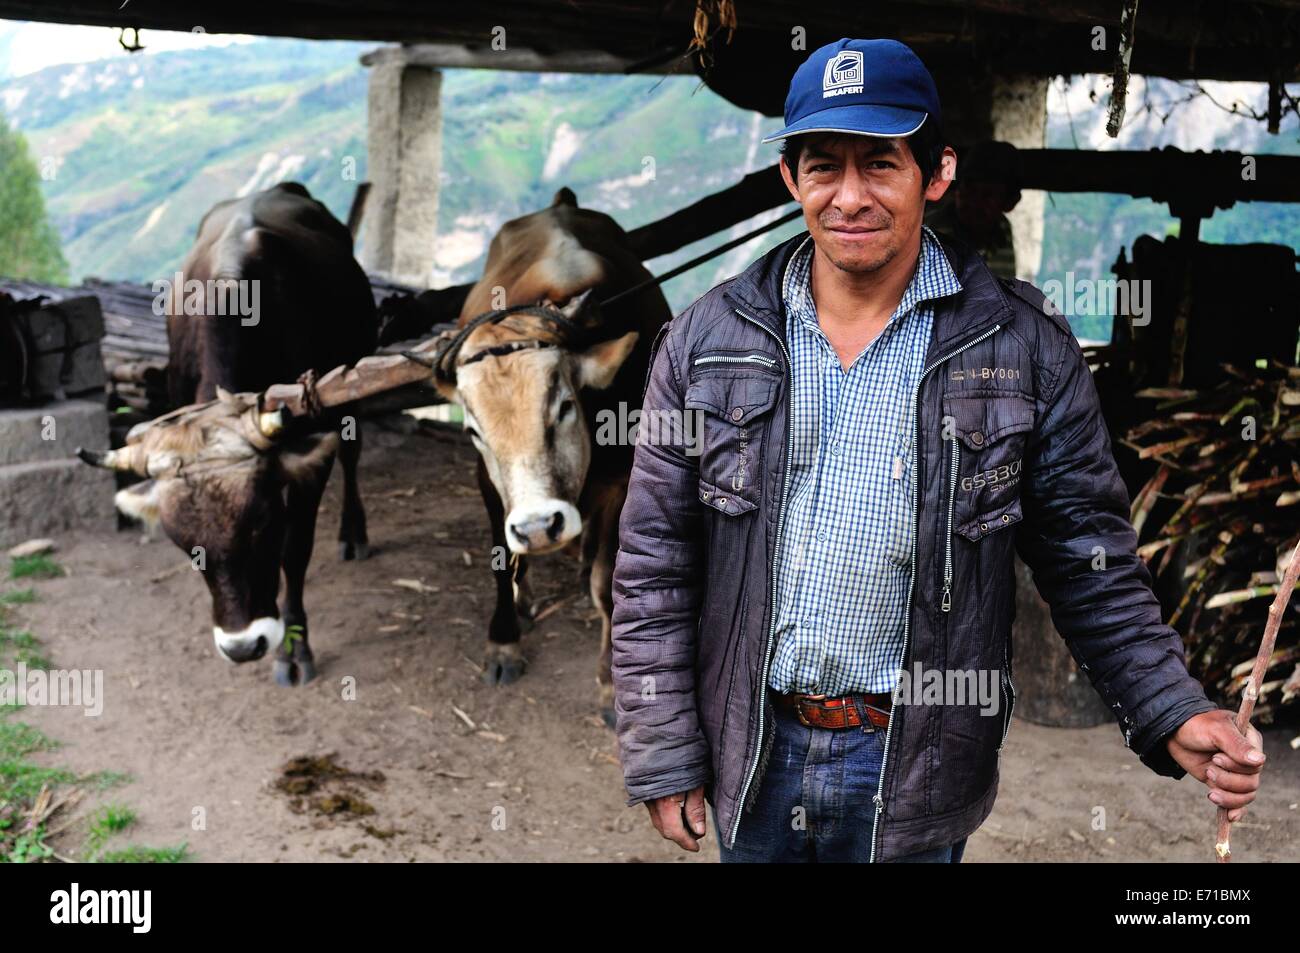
[[822, 50, 864, 99]]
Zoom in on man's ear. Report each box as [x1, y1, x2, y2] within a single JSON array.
[[575, 331, 639, 391], [925, 147, 959, 202], [779, 154, 801, 203]]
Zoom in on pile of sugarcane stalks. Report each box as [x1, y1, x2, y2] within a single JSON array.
[[1122, 361, 1300, 724]]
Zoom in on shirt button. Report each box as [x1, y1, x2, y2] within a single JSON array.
[[970, 431, 985, 446], [831, 442, 841, 455], [731, 407, 744, 422], [817, 529, 828, 542]]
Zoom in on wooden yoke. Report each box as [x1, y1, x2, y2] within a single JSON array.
[[260, 334, 447, 417]]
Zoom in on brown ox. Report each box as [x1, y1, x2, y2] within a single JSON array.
[[435, 188, 670, 723], [78, 182, 377, 686]]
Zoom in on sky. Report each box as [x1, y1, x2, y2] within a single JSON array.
[[0, 19, 253, 79]]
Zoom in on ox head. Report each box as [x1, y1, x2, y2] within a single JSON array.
[[77, 390, 337, 664], [433, 293, 638, 554]]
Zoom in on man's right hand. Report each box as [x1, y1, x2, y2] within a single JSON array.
[[646, 786, 708, 851]]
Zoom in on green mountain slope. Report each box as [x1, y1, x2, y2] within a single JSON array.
[[0, 37, 794, 313]]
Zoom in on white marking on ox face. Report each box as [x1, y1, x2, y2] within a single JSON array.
[[214, 617, 284, 663], [114, 481, 163, 530], [505, 498, 582, 554]]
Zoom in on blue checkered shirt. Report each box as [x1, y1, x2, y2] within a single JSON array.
[[768, 226, 963, 696]]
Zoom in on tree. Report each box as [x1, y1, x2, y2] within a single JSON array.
[[0, 114, 68, 284]]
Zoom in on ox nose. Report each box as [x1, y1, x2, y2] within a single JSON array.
[[509, 511, 566, 549], [220, 636, 268, 662], [214, 618, 284, 664]]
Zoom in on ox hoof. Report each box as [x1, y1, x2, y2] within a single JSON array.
[[481, 644, 526, 686], [339, 540, 370, 562], [272, 658, 317, 687], [600, 706, 617, 730]]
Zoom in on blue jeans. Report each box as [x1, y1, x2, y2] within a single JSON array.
[[716, 703, 967, 863]]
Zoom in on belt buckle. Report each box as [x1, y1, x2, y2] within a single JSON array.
[[788, 693, 822, 728]]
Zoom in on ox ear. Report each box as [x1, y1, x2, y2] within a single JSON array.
[[574, 331, 639, 391], [114, 479, 163, 530]]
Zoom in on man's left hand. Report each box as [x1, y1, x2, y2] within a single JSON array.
[[1166, 709, 1265, 821]]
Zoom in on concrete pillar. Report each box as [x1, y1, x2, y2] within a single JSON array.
[[991, 75, 1049, 282], [360, 50, 443, 287]]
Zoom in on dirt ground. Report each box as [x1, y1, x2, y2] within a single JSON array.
[[13, 420, 1300, 863]]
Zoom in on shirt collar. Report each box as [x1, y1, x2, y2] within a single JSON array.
[[783, 225, 963, 335]]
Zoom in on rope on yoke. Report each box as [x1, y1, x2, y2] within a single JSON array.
[[296, 368, 323, 418], [408, 302, 588, 386]]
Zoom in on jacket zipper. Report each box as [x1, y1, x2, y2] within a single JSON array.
[[727, 307, 794, 850], [868, 322, 1002, 863], [693, 354, 778, 368], [999, 643, 1016, 752], [941, 438, 959, 613]]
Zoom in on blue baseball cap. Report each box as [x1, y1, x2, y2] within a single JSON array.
[[761, 38, 941, 143]]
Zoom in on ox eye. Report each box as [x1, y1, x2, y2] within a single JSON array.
[[558, 399, 576, 421]]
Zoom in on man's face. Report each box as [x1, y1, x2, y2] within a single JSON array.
[[780, 133, 951, 276]]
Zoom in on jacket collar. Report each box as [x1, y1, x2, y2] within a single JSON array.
[[722, 226, 1014, 355]]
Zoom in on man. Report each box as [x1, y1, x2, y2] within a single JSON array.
[[610, 37, 1265, 863], [924, 140, 1021, 280]]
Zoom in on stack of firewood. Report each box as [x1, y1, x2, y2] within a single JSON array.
[[1123, 362, 1300, 722]]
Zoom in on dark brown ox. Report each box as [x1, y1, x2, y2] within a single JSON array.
[[78, 182, 377, 686], [434, 188, 670, 724]]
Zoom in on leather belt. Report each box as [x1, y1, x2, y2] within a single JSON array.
[[773, 691, 893, 731]]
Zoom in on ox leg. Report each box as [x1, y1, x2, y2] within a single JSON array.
[[478, 458, 526, 685], [273, 468, 331, 686], [588, 484, 626, 728], [513, 554, 535, 633], [337, 424, 369, 561]]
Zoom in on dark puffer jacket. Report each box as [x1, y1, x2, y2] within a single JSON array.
[[610, 230, 1217, 861]]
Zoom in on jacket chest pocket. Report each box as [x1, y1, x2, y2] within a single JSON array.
[[685, 370, 780, 515], [943, 394, 1035, 541]]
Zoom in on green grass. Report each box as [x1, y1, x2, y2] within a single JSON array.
[[84, 803, 137, 858], [0, 720, 57, 760], [85, 770, 132, 791], [97, 843, 189, 864], [0, 824, 53, 863], [0, 629, 52, 670], [0, 589, 185, 863], [8, 555, 63, 581], [0, 720, 74, 863]]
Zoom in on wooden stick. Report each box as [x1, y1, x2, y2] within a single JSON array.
[[261, 335, 445, 416], [1214, 537, 1300, 862]]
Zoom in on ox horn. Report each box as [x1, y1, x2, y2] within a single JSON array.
[[75, 445, 150, 476]]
